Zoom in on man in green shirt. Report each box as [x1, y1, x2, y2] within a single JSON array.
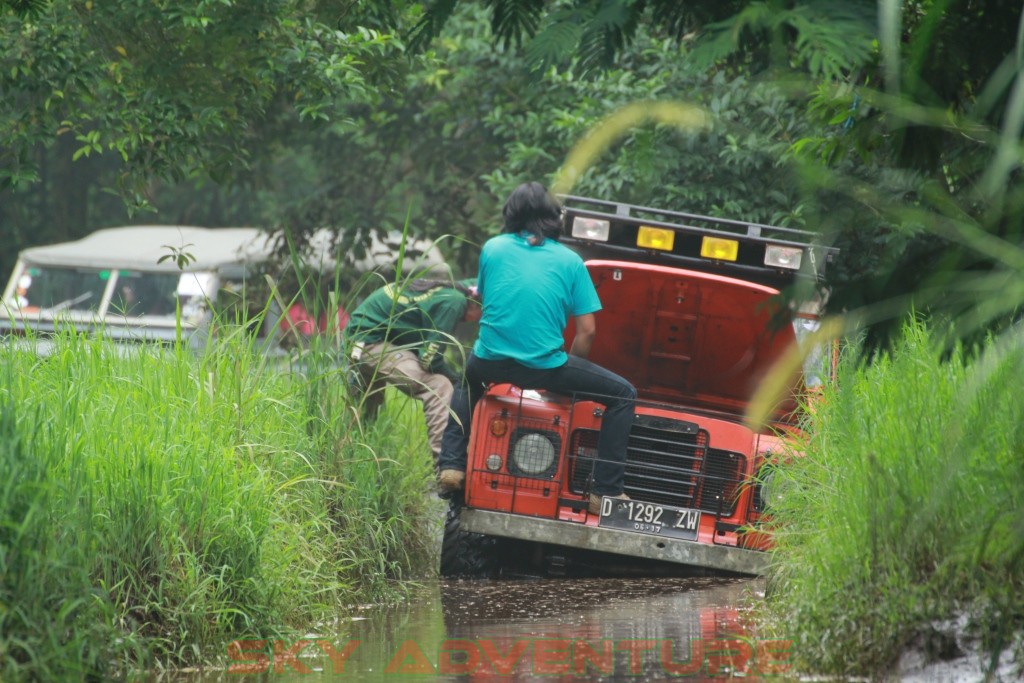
[[344, 278, 481, 466]]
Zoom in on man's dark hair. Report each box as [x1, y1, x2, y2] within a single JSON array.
[[501, 182, 563, 246]]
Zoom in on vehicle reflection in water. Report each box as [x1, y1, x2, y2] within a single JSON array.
[[435, 577, 786, 682], [166, 576, 796, 683]]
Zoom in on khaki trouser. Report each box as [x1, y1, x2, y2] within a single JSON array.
[[353, 341, 454, 466]]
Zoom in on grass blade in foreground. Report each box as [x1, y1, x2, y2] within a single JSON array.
[[0, 327, 437, 680], [764, 320, 1024, 676]]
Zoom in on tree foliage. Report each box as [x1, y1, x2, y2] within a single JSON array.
[[0, 0, 409, 274], [3, 0, 1024, 346], [404, 0, 1024, 346], [787, 1, 1024, 344], [3, 1, 403, 195], [411, 0, 877, 79], [270, 6, 818, 278]]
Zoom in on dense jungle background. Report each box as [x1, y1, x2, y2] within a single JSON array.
[[3, 0, 1024, 348], [3, 2, 1024, 681]]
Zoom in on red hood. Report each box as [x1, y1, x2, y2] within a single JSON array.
[[571, 260, 802, 418]]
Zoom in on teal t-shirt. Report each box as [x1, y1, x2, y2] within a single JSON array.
[[473, 233, 601, 369]]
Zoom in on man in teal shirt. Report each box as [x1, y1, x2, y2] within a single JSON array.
[[345, 277, 481, 466], [473, 226, 601, 368], [436, 182, 636, 514]]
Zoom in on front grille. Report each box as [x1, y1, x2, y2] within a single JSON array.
[[569, 414, 746, 516], [569, 429, 600, 493], [696, 449, 744, 515]]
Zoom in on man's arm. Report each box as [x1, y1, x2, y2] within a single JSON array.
[[418, 289, 465, 371], [569, 313, 596, 358]]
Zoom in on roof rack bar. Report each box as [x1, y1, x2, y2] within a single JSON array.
[[560, 194, 818, 242], [558, 195, 839, 286], [565, 204, 832, 252]]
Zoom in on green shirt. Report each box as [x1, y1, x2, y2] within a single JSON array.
[[344, 283, 468, 372]]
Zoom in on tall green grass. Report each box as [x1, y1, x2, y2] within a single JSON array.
[[764, 319, 1024, 676], [0, 323, 437, 680]]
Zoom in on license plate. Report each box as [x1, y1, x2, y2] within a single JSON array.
[[597, 497, 701, 541]]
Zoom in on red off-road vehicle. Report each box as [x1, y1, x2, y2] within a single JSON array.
[[441, 196, 836, 578]]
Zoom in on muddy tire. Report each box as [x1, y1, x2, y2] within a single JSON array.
[[439, 501, 500, 578]]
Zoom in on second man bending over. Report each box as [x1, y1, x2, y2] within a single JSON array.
[[344, 277, 482, 467]]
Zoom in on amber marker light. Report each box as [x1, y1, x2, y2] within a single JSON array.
[[489, 417, 508, 437], [700, 236, 739, 261], [636, 226, 675, 251]]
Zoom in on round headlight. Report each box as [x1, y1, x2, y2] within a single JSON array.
[[754, 468, 773, 512], [510, 432, 557, 477], [754, 466, 790, 512]]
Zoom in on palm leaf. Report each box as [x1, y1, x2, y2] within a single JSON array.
[[524, 8, 586, 71], [2, 0, 49, 18], [690, 0, 875, 80], [406, 0, 462, 52], [571, 0, 637, 75], [486, 0, 545, 48], [687, 2, 774, 72]]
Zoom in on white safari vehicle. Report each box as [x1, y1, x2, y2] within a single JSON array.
[[1, 225, 446, 349]]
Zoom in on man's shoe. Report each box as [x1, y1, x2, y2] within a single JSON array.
[[588, 492, 630, 515], [438, 469, 466, 495]]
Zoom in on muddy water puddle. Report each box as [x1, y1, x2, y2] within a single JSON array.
[[158, 575, 796, 682]]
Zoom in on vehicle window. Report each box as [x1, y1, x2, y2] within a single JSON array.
[[19, 267, 106, 314], [110, 271, 180, 317]]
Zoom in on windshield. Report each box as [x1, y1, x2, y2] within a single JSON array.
[[9, 267, 209, 322], [109, 271, 181, 318], [15, 266, 106, 314]]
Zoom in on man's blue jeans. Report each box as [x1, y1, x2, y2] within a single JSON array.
[[437, 353, 637, 495]]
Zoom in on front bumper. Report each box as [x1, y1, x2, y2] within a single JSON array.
[[460, 508, 769, 576]]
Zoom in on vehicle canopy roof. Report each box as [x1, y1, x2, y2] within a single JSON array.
[[18, 226, 272, 277], [15, 226, 447, 279]]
